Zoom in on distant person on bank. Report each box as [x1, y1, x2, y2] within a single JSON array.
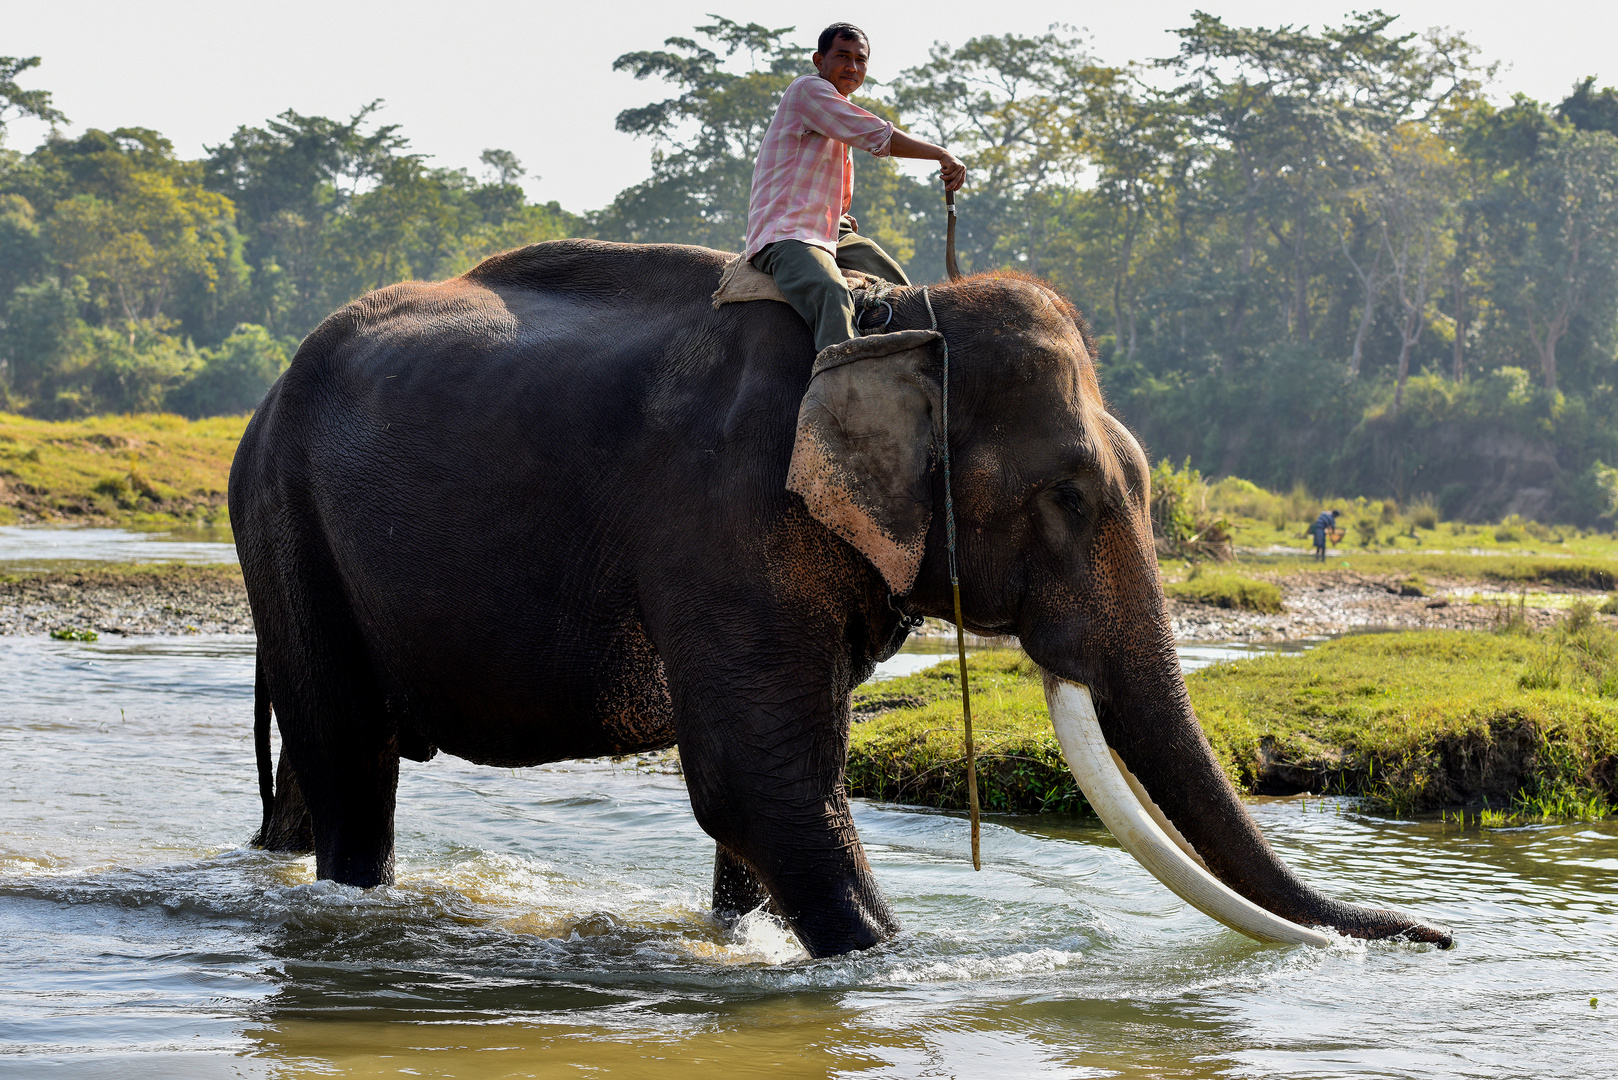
[[745, 22, 966, 353], [1310, 509, 1342, 562]]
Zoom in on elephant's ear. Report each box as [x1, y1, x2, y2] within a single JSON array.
[[787, 329, 943, 594]]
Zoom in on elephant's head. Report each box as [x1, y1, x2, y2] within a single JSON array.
[[788, 275, 1452, 949]]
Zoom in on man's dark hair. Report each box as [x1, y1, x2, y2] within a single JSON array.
[[817, 23, 868, 56]]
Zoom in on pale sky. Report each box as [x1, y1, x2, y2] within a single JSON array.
[[5, 1, 1615, 213]]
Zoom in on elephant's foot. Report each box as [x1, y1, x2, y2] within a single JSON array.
[[711, 842, 896, 956], [785, 882, 900, 957]]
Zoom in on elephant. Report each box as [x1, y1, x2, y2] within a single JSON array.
[[231, 238, 1452, 957]]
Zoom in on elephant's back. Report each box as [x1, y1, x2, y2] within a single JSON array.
[[465, 238, 734, 310], [245, 239, 790, 454], [229, 236, 813, 646]]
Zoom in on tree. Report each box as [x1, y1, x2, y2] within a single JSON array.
[[1558, 77, 1618, 137], [1156, 12, 1480, 370], [890, 29, 1093, 276], [0, 275, 83, 403], [205, 103, 417, 333], [46, 170, 235, 328], [1076, 66, 1176, 360], [479, 148, 525, 187], [1377, 124, 1455, 411], [0, 56, 66, 145], [598, 18, 804, 248], [0, 193, 45, 299], [1511, 131, 1618, 393], [1336, 203, 1389, 380]]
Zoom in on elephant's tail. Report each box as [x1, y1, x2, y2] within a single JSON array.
[[253, 651, 273, 846]]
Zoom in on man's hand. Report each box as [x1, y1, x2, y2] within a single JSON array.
[[888, 129, 968, 193]]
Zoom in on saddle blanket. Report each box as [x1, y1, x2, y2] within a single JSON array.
[[710, 254, 874, 309]]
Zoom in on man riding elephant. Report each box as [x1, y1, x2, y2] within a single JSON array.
[[746, 22, 966, 351]]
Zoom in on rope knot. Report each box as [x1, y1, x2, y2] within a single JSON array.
[[853, 279, 900, 335]]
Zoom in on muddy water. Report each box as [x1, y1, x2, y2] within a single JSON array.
[[2, 635, 1615, 1078]]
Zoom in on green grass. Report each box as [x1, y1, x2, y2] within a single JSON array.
[[849, 628, 1618, 821], [1225, 550, 1618, 590], [1165, 570, 1284, 612], [0, 412, 247, 525], [848, 651, 1085, 813]]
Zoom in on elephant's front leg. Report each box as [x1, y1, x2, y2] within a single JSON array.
[[670, 651, 900, 957], [711, 843, 773, 919]]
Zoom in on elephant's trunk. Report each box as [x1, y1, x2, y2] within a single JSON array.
[[1041, 671, 1453, 948]]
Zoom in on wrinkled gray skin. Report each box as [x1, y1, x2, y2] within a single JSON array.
[[233, 240, 1451, 958]]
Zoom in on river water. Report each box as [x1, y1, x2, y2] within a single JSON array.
[[2, 531, 1615, 1076], [0, 525, 237, 570]]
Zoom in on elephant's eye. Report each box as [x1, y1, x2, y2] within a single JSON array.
[[1055, 483, 1085, 517]]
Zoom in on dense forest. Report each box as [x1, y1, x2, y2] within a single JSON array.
[[3, 11, 1618, 522]]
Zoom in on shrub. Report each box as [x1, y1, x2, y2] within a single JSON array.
[[37, 319, 200, 418], [1393, 575, 1428, 597], [1150, 458, 1232, 560], [1166, 570, 1283, 613], [1410, 501, 1439, 530], [164, 324, 289, 418], [1565, 599, 1599, 635]]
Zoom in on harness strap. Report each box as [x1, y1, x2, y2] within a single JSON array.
[[922, 286, 981, 871]]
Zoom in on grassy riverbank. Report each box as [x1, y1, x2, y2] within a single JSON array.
[[0, 413, 246, 526], [849, 626, 1618, 822], [1220, 552, 1618, 591]]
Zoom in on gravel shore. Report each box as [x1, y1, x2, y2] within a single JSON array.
[[0, 564, 1594, 641], [1168, 570, 1586, 640], [0, 565, 252, 636]]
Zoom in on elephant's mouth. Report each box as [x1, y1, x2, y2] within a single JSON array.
[[1041, 673, 1334, 946]]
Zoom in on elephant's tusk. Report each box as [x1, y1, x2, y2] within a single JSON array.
[[1042, 674, 1331, 948]]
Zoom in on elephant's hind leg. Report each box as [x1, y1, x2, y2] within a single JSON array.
[[254, 557, 401, 888], [254, 751, 314, 852], [270, 648, 400, 886]]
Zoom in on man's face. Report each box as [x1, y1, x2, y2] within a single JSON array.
[[813, 34, 868, 97]]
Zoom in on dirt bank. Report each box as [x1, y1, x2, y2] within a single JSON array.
[[0, 565, 252, 636]]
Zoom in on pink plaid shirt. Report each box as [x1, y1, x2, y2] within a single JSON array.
[[743, 75, 894, 259]]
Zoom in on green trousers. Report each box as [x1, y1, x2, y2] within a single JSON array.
[[750, 217, 910, 351]]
